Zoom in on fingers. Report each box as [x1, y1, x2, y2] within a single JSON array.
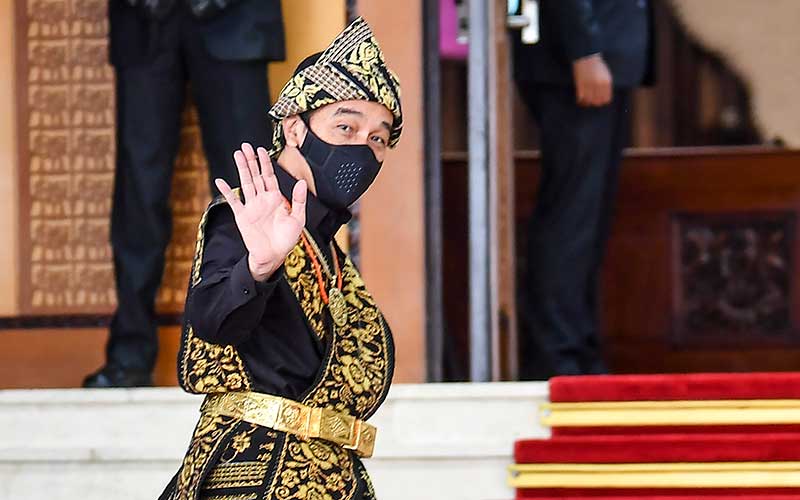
[[289, 180, 307, 228], [215, 178, 243, 215], [575, 82, 587, 106], [233, 150, 256, 201], [577, 82, 612, 107], [257, 147, 279, 192], [600, 81, 613, 106], [241, 143, 266, 194], [587, 84, 602, 107], [595, 80, 612, 106], [576, 81, 600, 106]]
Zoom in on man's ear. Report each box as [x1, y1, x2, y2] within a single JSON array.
[[282, 115, 306, 148]]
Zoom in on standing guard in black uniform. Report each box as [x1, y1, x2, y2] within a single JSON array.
[[84, 0, 285, 387], [513, 0, 653, 376]]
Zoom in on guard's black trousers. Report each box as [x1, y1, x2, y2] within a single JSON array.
[[108, 8, 271, 371], [518, 83, 631, 377]]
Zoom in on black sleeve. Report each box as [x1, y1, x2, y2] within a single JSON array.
[[186, 205, 283, 346], [548, 0, 602, 61]]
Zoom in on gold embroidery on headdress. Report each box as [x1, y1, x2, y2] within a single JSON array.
[[269, 17, 403, 156]]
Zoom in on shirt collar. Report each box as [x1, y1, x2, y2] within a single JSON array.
[[272, 160, 352, 244]]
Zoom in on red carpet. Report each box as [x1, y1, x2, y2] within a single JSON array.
[[552, 424, 800, 436], [549, 373, 800, 402], [515, 434, 800, 463], [511, 373, 800, 499], [517, 491, 800, 500]]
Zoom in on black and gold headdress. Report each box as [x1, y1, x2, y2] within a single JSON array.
[[268, 17, 403, 157]]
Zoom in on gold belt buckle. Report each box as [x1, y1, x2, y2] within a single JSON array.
[[318, 408, 357, 445], [316, 408, 377, 458], [348, 419, 377, 458], [274, 399, 314, 438]]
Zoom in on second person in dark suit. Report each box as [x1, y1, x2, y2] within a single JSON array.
[[84, 0, 285, 387], [513, 0, 652, 376]]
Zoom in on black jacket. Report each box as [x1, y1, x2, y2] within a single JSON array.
[[185, 166, 352, 399], [108, 0, 285, 68], [513, 0, 653, 87]]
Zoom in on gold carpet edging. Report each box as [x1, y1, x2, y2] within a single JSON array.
[[508, 461, 800, 488], [541, 399, 800, 427]]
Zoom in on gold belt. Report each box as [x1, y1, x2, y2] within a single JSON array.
[[202, 392, 377, 458]]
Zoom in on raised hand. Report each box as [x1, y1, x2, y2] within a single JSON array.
[[215, 143, 307, 282]]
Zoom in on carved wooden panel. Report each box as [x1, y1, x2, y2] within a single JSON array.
[[443, 148, 800, 378], [17, 0, 210, 315], [673, 213, 796, 346]]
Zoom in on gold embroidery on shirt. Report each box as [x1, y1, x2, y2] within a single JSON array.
[[265, 248, 393, 500], [204, 461, 269, 490], [181, 325, 253, 394], [301, 257, 393, 420], [172, 191, 393, 500], [175, 413, 240, 500], [284, 244, 325, 340], [204, 494, 258, 500], [267, 435, 355, 500], [218, 424, 259, 463], [257, 430, 279, 462], [178, 191, 253, 395], [358, 460, 378, 500]]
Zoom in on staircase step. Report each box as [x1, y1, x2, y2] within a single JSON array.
[[517, 493, 800, 500], [515, 434, 800, 463], [550, 373, 800, 402], [1, 382, 547, 500]]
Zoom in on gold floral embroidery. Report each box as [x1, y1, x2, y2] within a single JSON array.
[[284, 244, 325, 340], [268, 435, 355, 500], [230, 431, 252, 454], [175, 413, 240, 500], [269, 17, 403, 158], [261, 247, 391, 500], [173, 188, 392, 500], [218, 423, 259, 464], [300, 257, 393, 420], [257, 431, 279, 462], [179, 191, 253, 395], [181, 325, 253, 394], [280, 73, 324, 112], [357, 460, 377, 500]]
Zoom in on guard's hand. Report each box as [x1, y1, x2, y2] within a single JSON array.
[[572, 54, 613, 107], [215, 143, 307, 282]]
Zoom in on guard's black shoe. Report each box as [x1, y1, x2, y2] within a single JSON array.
[[82, 364, 154, 388]]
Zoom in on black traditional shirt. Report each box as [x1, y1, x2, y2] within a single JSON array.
[[165, 158, 393, 500], [162, 16, 399, 500], [186, 162, 352, 399]]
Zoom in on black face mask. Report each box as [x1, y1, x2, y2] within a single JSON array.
[[298, 118, 383, 210]]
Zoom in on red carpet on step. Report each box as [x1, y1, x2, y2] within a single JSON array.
[[549, 372, 800, 402], [517, 490, 800, 500], [515, 434, 800, 463], [512, 373, 800, 499]]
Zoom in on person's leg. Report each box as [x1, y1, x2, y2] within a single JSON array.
[[87, 48, 186, 386], [182, 19, 271, 195], [581, 89, 632, 374], [518, 83, 618, 376]]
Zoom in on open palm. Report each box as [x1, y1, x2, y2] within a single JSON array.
[[215, 143, 307, 281]]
